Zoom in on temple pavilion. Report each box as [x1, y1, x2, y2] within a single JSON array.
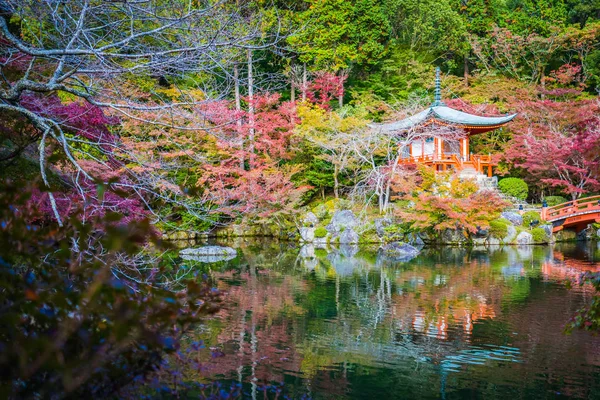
[[372, 68, 517, 177]]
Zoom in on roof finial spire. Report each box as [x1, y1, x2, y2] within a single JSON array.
[[433, 67, 444, 107]]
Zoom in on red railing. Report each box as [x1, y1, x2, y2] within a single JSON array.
[[541, 195, 600, 222], [398, 153, 497, 173]]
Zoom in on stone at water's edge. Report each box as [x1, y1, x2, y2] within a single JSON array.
[[441, 229, 468, 245], [337, 228, 359, 244], [374, 217, 392, 237], [501, 212, 523, 226], [504, 225, 517, 243], [313, 236, 328, 246], [180, 246, 236, 256], [326, 210, 358, 234], [179, 246, 237, 262], [555, 229, 577, 242], [541, 224, 553, 237], [299, 227, 315, 242], [488, 236, 501, 246], [516, 231, 533, 245]]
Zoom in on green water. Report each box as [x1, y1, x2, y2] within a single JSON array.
[[177, 241, 600, 399]]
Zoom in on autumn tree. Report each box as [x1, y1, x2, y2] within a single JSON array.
[[0, 0, 278, 224], [504, 100, 600, 199]]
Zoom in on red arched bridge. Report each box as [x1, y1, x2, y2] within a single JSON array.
[[541, 195, 600, 233]]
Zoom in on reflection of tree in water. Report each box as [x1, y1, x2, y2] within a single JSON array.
[[167, 240, 600, 399]]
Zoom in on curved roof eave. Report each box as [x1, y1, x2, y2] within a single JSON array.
[[367, 108, 432, 132], [432, 106, 517, 126]]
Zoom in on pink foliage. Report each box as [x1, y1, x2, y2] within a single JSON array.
[[550, 63, 582, 86], [505, 100, 600, 198], [21, 94, 118, 147], [306, 72, 346, 110], [198, 93, 309, 217]]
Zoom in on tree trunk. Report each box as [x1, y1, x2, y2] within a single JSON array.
[[234, 64, 244, 169], [382, 153, 402, 214], [302, 63, 307, 102], [290, 62, 296, 102], [338, 93, 343, 108], [247, 49, 255, 169], [463, 54, 469, 87], [333, 165, 339, 198], [540, 68, 546, 100]]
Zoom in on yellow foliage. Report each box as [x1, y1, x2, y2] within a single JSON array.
[[450, 178, 478, 198], [295, 104, 368, 138]]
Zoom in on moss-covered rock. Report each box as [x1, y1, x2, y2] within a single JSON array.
[[555, 229, 577, 242]]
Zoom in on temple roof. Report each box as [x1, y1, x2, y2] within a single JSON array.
[[372, 105, 517, 134], [370, 68, 517, 135]]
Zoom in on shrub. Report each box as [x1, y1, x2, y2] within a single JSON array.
[[489, 219, 509, 238], [531, 227, 549, 243], [545, 196, 568, 207], [498, 178, 529, 200], [523, 211, 541, 226], [315, 226, 328, 238]]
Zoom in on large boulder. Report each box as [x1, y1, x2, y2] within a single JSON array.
[[540, 224, 553, 238], [303, 212, 319, 227], [488, 236, 502, 246], [326, 210, 359, 234], [338, 228, 359, 244], [299, 227, 315, 242], [503, 225, 518, 244], [179, 246, 237, 263], [472, 237, 487, 246], [380, 242, 420, 261], [441, 229, 468, 245], [555, 229, 577, 242], [501, 212, 523, 226], [516, 231, 533, 245]]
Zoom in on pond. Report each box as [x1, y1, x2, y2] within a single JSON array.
[[172, 241, 600, 399]]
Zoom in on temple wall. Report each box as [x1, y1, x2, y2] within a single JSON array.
[[411, 141, 435, 158]]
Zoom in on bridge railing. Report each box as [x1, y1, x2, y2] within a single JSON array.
[[541, 195, 600, 221]]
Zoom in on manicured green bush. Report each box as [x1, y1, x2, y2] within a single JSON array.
[[498, 178, 529, 200], [522, 211, 541, 226], [531, 227, 548, 243], [489, 219, 509, 238], [544, 196, 567, 207], [315, 226, 328, 238]]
